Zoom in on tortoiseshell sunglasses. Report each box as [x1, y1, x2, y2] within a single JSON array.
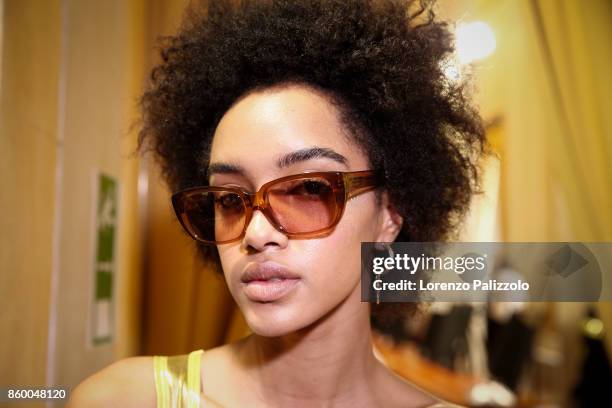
[[171, 170, 382, 244]]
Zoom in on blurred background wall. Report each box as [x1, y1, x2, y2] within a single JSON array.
[[0, 0, 146, 397], [0, 0, 611, 407]]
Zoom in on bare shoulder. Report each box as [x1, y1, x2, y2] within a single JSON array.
[[67, 356, 156, 408], [201, 340, 240, 366]]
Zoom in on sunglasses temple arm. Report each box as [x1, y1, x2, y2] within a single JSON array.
[[345, 173, 382, 199]]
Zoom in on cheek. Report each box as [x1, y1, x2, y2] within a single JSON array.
[[313, 242, 360, 287], [216, 246, 241, 284], [337, 198, 380, 246], [304, 202, 380, 285]]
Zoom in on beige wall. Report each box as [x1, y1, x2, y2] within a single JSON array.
[[51, 0, 146, 389], [0, 0, 61, 390], [0, 0, 145, 403]]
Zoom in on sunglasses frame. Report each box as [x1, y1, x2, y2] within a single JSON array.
[[171, 170, 383, 245]]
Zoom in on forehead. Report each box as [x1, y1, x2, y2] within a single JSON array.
[[208, 85, 369, 183]]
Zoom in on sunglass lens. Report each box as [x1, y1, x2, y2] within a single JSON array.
[[181, 191, 246, 242], [268, 177, 338, 234]]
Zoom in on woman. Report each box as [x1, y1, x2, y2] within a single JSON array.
[[69, 0, 486, 406]]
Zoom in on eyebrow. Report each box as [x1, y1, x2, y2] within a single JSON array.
[[206, 147, 348, 179]]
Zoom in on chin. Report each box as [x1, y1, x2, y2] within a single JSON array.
[[248, 322, 295, 338], [241, 303, 315, 337]]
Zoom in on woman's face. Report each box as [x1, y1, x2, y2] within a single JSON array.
[[208, 84, 400, 337]]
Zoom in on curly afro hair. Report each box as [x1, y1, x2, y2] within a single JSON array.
[[138, 0, 488, 323]]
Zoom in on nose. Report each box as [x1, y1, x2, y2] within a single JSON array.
[[242, 209, 288, 252]]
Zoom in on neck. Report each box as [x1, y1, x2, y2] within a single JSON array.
[[239, 288, 379, 407]]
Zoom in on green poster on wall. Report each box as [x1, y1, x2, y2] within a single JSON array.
[[91, 173, 118, 346]]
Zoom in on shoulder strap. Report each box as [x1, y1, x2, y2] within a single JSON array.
[[153, 349, 204, 408]]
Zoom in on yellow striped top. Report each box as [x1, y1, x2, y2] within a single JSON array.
[[153, 349, 204, 408]]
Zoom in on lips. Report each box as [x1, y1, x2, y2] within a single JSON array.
[[240, 262, 301, 302]]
